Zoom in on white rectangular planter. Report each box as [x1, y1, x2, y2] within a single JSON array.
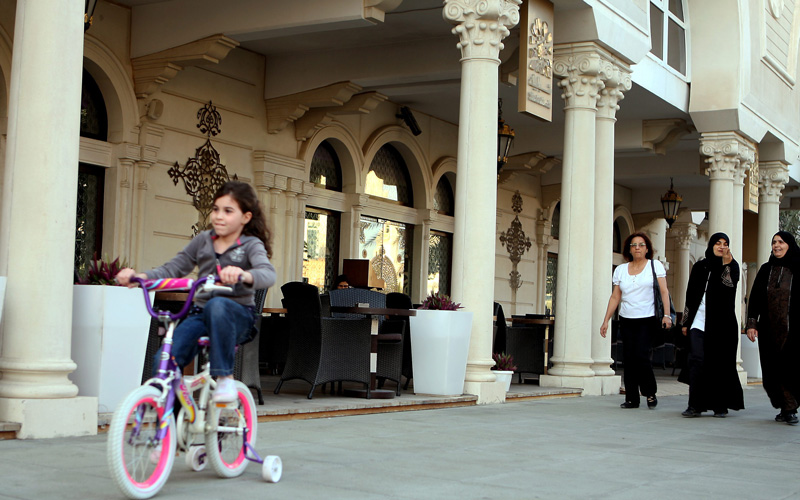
[[740, 334, 762, 378], [70, 285, 153, 413], [409, 309, 473, 396]]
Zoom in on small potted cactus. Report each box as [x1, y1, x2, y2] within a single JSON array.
[[408, 291, 473, 396], [492, 352, 517, 392]]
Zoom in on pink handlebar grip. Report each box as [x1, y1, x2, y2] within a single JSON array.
[[142, 278, 195, 291]]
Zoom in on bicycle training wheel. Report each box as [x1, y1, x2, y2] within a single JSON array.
[[205, 380, 258, 478], [107, 386, 177, 499]]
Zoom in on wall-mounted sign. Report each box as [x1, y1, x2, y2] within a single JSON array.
[[744, 161, 759, 213], [518, 0, 554, 122]]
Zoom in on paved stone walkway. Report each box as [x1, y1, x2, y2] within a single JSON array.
[[2, 381, 798, 500]]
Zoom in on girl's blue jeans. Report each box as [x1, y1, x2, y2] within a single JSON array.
[[158, 297, 255, 377]]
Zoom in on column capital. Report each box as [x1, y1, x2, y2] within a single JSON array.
[[444, 0, 520, 61], [699, 132, 755, 181], [759, 160, 790, 203], [596, 61, 632, 121], [553, 45, 607, 110], [671, 222, 697, 249]]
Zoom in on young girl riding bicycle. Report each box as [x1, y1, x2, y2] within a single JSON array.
[[116, 181, 275, 404]]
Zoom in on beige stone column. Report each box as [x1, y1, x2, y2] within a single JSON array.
[[757, 161, 789, 266], [732, 158, 752, 381], [534, 211, 552, 314], [539, 43, 607, 395], [670, 223, 697, 312], [444, 0, 520, 404], [296, 190, 310, 282], [700, 132, 754, 385], [0, 0, 97, 437], [700, 132, 753, 235], [590, 61, 630, 382], [283, 190, 297, 282]]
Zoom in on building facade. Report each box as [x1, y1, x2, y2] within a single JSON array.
[[0, 0, 798, 437]]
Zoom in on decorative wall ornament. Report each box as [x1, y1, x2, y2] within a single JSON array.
[[168, 101, 237, 235], [499, 190, 532, 290], [769, 0, 785, 20], [443, 0, 521, 61]]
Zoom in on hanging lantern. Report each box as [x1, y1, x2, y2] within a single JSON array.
[[497, 98, 515, 175], [661, 178, 683, 228]]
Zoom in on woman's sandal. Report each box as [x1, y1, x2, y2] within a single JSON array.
[[647, 395, 658, 409], [620, 401, 639, 409]]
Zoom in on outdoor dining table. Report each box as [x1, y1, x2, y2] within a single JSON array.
[[329, 306, 417, 399], [506, 316, 555, 375]]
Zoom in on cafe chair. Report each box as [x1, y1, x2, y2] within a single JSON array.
[[233, 287, 268, 405], [274, 281, 372, 399], [493, 302, 508, 354], [329, 288, 386, 317], [505, 325, 547, 383], [386, 292, 414, 391]]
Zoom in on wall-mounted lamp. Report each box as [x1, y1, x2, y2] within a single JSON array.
[[497, 98, 515, 175], [661, 177, 682, 228], [85, 0, 99, 31], [396, 106, 422, 136]]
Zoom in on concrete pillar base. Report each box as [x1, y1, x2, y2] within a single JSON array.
[[540, 374, 620, 396], [464, 379, 507, 405], [0, 397, 97, 439]]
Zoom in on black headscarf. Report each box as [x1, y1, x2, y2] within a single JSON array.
[[769, 231, 800, 272], [705, 232, 730, 269]]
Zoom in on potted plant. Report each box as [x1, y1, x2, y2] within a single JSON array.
[[492, 352, 517, 392], [71, 255, 153, 413], [408, 291, 473, 396]]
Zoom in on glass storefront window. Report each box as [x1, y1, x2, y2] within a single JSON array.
[[359, 216, 413, 294], [303, 208, 340, 292], [545, 253, 557, 316], [428, 231, 451, 296]]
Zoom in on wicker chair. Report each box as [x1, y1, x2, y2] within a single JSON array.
[[505, 325, 547, 383], [329, 288, 405, 395], [233, 288, 268, 404], [274, 282, 372, 399], [386, 292, 414, 391]]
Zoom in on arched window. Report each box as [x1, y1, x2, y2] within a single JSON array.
[[433, 176, 454, 216], [551, 202, 560, 239], [309, 141, 342, 191], [613, 219, 622, 254], [365, 144, 413, 206], [80, 69, 108, 141]]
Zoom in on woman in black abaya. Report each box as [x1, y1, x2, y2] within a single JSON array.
[[679, 232, 744, 417], [746, 231, 800, 425]]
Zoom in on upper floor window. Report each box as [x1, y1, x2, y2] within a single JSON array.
[[365, 144, 413, 207], [310, 141, 342, 191], [650, 0, 687, 76]]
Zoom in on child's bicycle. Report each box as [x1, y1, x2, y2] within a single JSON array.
[[106, 275, 282, 500]]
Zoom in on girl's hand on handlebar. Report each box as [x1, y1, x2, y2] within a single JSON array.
[[218, 266, 252, 286], [116, 268, 147, 288]]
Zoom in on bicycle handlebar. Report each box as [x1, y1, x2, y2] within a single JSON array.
[[131, 275, 231, 322]]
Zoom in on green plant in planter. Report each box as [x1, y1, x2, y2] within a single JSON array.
[[492, 352, 517, 372], [76, 255, 128, 286], [418, 291, 463, 310]]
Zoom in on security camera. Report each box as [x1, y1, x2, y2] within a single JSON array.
[[396, 106, 422, 136]]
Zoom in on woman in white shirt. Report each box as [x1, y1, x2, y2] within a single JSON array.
[[600, 232, 672, 409]]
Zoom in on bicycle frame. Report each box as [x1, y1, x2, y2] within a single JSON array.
[[130, 276, 224, 444]]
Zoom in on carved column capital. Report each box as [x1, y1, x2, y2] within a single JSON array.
[[758, 160, 790, 203], [552, 45, 606, 110], [596, 61, 632, 121], [671, 223, 697, 250], [444, 0, 521, 61], [699, 132, 755, 181]]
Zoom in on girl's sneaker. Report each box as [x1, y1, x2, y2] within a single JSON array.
[[212, 378, 237, 403]]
